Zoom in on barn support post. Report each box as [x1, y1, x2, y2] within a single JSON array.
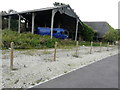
[[8, 16, 11, 30], [75, 19, 79, 41], [50, 10, 56, 39], [18, 15, 21, 33], [32, 13, 35, 34]]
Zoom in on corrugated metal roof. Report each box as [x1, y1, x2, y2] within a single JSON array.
[[2, 5, 69, 16]]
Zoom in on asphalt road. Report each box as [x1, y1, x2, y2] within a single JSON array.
[[31, 54, 118, 88]]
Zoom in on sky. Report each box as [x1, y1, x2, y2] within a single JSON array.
[[0, 0, 119, 29]]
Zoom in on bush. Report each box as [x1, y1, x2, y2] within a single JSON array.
[[81, 23, 95, 41], [103, 25, 118, 42], [2, 29, 59, 49], [2, 29, 108, 49]]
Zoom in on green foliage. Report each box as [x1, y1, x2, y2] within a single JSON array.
[[2, 29, 108, 49], [79, 41, 107, 47], [81, 23, 95, 41], [2, 29, 59, 49], [117, 29, 120, 40], [103, 25, 118, 42]]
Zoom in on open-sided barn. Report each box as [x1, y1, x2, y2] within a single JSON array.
[[2, 4, 84, 40]]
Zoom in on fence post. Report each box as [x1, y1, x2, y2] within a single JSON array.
[[54, 42, 57, 61], [76, 41, 79, 56], [107, 42, 109, 51], [90, 41, 93, 54], [112, 42, 114, 46], [10, 42, 14, 70], [100, 42, 102, 52]]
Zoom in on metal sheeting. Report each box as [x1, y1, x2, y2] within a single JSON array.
[[55, 6, 78, 19], [2, 5, 80, 21]]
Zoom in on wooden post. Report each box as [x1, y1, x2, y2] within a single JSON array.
[[32, 13, 35, 34], [112, 42, 114, 46], [100, 42, 102, 52], [107, 42, 109, 51], [90, 41, 93, 54], [54, 42, 57, 61], [75, 19, 79, 41], [76, 41, 79, 56], [10, 42, 14, 70]]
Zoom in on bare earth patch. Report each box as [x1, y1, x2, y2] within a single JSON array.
[[1, 46, 118, 88]]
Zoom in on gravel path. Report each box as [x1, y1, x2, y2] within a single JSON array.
[[1, 46, 118, 88]]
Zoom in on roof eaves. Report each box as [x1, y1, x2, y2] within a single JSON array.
[[2, 5, 69, 17]]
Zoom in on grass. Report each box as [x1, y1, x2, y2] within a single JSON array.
[[20, 49, 37, 56], [72, 54, 79, 58], [36, 78, 43, 84], [42, 51, 51, 54]]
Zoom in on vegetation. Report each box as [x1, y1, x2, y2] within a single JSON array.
[[117, 29, 120, 40], [81, 23, 95, 41], [2, 29, 59, 49], [103, 24, 118, 42], [2, 29, 108, 49]]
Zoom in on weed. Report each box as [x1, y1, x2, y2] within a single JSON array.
[[64, 71, 67, 73], [42, 51, 51, 54], [67, 64, 71, 66], [36, 78, 42, 84], [72, 54, 79, 58]]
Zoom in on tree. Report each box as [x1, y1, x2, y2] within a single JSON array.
[[103, 25, 118, 42]]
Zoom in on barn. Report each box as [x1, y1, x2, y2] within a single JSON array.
[[2, 3, 84, 41], [84, 21, 110, 41]]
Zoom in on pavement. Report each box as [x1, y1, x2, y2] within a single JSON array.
[[31, 54, 119, 88]]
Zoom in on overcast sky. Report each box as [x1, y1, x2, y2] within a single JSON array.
[[0, 0, 119, 29]]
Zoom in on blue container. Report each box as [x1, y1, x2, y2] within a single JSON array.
[[35, 27, 69, 39]]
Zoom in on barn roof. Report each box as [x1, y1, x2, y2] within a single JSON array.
[[84, 21, 110, 38], [2, 5, 68, 16], [2, 5, 81, 22]]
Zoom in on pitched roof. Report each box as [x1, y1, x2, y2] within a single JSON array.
[[2, 5, 80, 20], [2, 5, 68, 16], [84, 22, 110, 38]]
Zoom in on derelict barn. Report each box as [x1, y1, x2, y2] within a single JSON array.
[[2, 4, 83, 40], [84, 22, 110, 41]]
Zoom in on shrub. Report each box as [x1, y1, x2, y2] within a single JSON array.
[[2, 29, 59, 49], [2, 29, 108, 49], [81, 23, 95, 41], [103, 25, 118, 42]]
